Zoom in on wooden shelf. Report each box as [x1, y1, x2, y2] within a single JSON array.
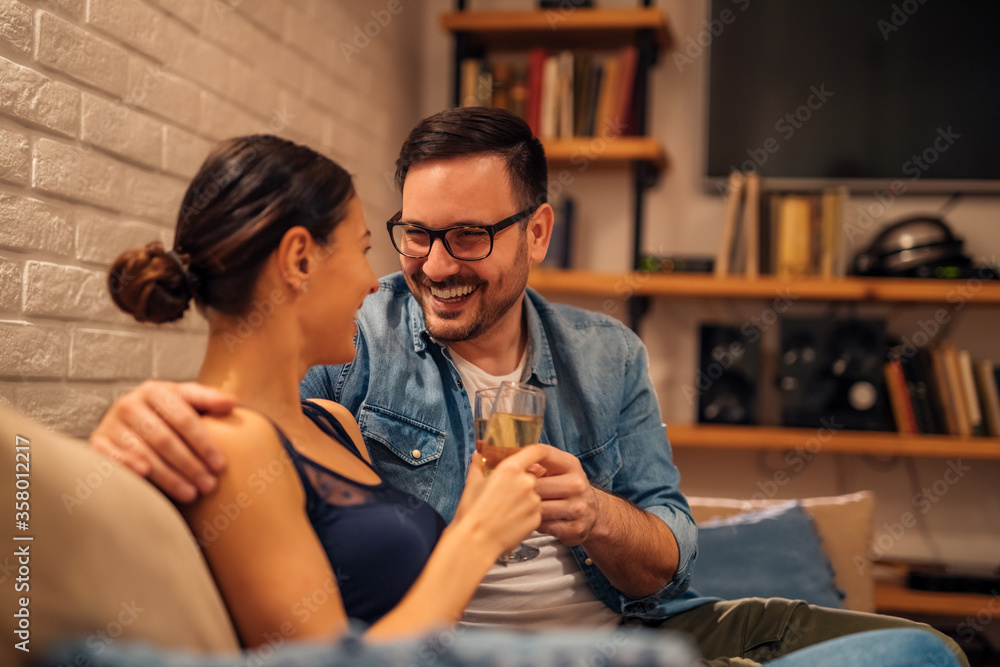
[[441, 8, 671, 51], [873, 563, 998, 616], [543, 137, 667, 170], [667, 423, 1000, 460], [529, 269, 1000, 303], [875, 579, 997, 616]]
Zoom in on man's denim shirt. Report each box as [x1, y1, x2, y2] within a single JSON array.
[[300, 273, 707, 621]]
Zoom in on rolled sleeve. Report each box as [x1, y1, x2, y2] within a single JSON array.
[[590, 330, 702, 618]]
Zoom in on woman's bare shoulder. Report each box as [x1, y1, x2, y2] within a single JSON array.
[[200, 407, 285, 462]]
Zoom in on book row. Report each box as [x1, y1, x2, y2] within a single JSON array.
[[459, 46, 639, 140], [716, 171, 851, 279], [887, 342, 1000, 437]]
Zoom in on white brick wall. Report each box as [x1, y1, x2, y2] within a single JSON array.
[[0, 0, 425, 436]]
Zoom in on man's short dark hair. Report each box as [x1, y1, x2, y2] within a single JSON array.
[[395, 107, 548, 211]]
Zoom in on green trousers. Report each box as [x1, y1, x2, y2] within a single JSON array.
[[655, 598, 969, 667]]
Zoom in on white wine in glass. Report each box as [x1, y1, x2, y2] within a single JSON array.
[[473, 382, 545, 563]]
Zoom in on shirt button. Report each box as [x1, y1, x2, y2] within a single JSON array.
[[412, 450, 421, 459], [584, 558, 593, 566]]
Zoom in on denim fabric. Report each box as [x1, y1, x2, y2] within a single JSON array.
[[300, 273, 705, 621]]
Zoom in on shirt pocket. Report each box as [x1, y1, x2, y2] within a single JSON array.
[[358, 404, 446, 500], [577, 434, 623, 489]]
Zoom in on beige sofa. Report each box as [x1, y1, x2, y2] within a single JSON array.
[[0, 405, 239, 667], [0, 404, 875, 666]]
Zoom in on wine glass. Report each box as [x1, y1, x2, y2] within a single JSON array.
[[473, 381, 545, 563]]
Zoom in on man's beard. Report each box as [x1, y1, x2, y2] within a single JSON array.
[[406, 237, 530, 343]]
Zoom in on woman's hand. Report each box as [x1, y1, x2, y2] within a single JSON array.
[[454, 444, 547, 554]]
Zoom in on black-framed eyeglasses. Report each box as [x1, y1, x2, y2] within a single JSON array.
[[386, 206, 537, 261]]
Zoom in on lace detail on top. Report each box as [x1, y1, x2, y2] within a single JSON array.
[[269, 400, 447, 624]]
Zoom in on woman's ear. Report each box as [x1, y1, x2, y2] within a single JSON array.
[[527, 203, 555, 264], [276, 226, 314, 290]]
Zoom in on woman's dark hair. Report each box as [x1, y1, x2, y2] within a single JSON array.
[[394, 107, 548, 212], [110, 135, 355, 323]]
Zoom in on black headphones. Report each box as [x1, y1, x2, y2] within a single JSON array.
[[851, 216, 967, 277]]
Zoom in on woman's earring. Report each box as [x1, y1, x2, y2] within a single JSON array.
[[301, 280, 310, 294]]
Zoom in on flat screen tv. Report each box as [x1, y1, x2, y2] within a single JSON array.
[[705, 0, 1000, 193]]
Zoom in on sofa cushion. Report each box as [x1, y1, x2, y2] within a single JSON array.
[[0, 405, 240, 667], [690, 502, 845, 608], [687, 492, 876, 612]]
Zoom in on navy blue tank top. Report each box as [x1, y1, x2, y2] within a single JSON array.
[[272, 401, 446, 625]]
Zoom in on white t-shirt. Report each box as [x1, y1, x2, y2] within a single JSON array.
[[448, 346, 621, 629]]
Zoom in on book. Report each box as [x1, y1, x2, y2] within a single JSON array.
[[743, 171, 760, 278], [525, 47, 548, 136], [714, 170, 745, 278], [541, 196, 575, 269], [929, 344, 960, 435], [508, 62, 528, 120], [819, 186, 847, 278], [557, 50, 575, 140], [975, 359, 1000, 437], [460, 58, 482, 107], [572, 52, 593, 137], [582, 63, 602, 137], [539, 54, 560, 138], [758, 191, 779, 275], [958, 349, 986, 436], [775, 195, 813, 277], [609, 46, 637, 138], [594, 52, 620, 139], [900, 349, 943, 434], [491, 61, 512, 111], [885, 359, 918, 434], [941, 342, 972, 436]]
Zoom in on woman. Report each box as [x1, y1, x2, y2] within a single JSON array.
[[109, 135, 545, 647]]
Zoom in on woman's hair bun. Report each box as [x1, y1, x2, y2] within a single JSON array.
[[109, 241, 193, 323]]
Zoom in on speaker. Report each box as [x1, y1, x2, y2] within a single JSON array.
[[697, 324, 761, 425], [777, 318, 894, 431]]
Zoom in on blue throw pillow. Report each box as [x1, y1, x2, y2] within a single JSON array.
[[690, 502, 845, 608]]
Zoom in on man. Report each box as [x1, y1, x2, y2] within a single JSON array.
[[92, 107, 966, 666]]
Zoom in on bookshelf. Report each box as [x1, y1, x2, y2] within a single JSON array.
[[542, 137, 667, 170], [443, 4, 670, 328], [440, 8, 671, 51], [873, 561, 1000, 617], [447, 6, 998, 625], [529, 268, 1000, 302], [667, 424, 1000, 460], [531, 268, 1000, 618]]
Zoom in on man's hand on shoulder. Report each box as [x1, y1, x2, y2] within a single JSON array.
[[89, 380, 236, 503]]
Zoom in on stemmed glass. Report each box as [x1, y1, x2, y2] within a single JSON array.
[[474, 381, 545, 563]]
